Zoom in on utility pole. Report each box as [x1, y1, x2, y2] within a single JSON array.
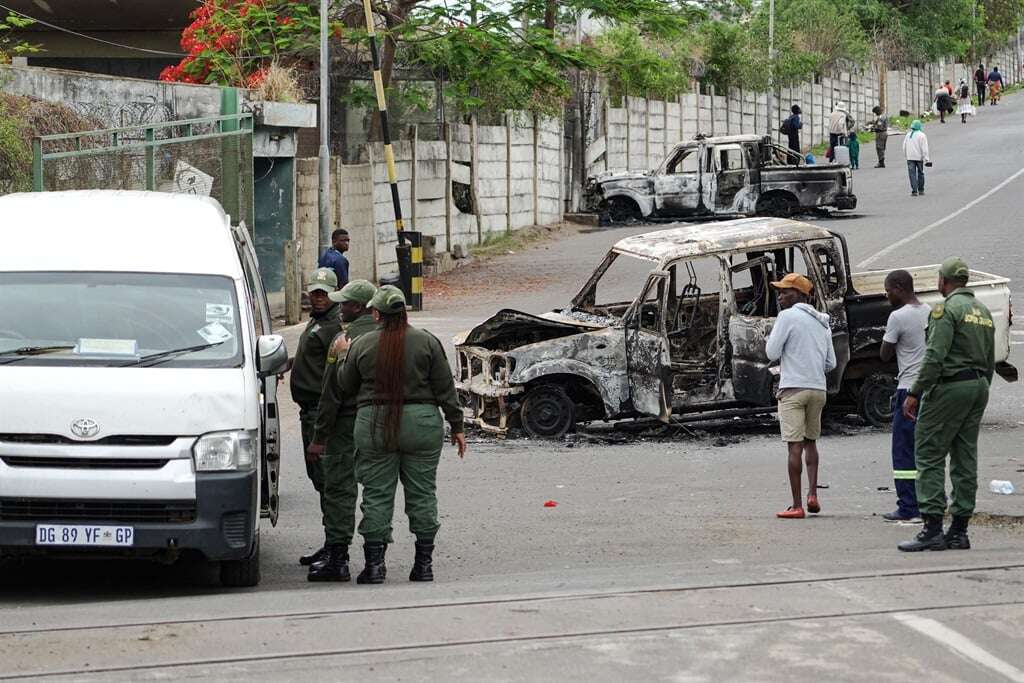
[[318, 0, 331, 253], [767, 0, 775, 137]]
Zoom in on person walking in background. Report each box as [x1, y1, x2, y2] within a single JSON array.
[[934, 84, 952, 123], [782, 104, 803, 157], [987, 66, 1004, 105], [338, 285, 468, 584], [943, 80, 953, 96], [827, 101, 853, 162], [957, 80, 975, 124], [902, 120, 931, 197], [847, 130, 860, 169], [974, 64, 987, 106], [879, 270, 930, 523], [871, 105, 889, 168], [766, 273, 836, 520], [318, 228, 351, 289]]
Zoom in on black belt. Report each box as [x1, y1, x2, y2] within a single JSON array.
[[938, 369, 984, 384], [363, 400, 437, 407]]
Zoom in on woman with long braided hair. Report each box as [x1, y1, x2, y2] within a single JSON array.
[[337, 285, 467, 583]]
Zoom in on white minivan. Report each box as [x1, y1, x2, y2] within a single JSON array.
[[0, 191, 286, 586]]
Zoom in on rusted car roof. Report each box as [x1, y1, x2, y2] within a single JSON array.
[[612, 217, 834, 261]]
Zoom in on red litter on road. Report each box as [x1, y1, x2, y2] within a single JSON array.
[[543, 500, 558, 508]]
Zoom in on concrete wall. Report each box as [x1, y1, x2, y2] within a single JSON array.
[[301, 112, 565, 277], [585, 57, 1021, 177]]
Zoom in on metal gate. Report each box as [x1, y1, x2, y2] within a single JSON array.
[[31, 113, 254, 228]]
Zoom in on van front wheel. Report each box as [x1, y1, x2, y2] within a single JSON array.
[[220, 531, 261, 587]]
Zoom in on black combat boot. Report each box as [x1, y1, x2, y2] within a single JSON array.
[[307, 544, 351, 582], [356, 541, 387, 584], [898, 514, 947, 552], [944, 516, 971, 550], [409, 540, 435, 582], [299, 543, 328, 566]]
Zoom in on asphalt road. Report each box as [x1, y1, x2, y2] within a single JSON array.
[[3, 94, 1024, 682]]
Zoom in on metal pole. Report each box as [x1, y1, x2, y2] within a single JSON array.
[[318, 0, 332, 253], [362, 0, 421, 310], [767, 0, 775, 137]]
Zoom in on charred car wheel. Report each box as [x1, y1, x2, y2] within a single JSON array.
[[755, 193, 797, 217], [858, 372, 897, 428], [520, 384, 576, 439], [605, 197, 642, 223]]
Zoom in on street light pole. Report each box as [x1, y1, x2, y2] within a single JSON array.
[[318, 0, 331, 254], [767, 0, 775, 138]]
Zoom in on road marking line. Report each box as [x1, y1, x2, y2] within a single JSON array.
[[892, 612, 1024, 682], [858, 166, 1024, 269]]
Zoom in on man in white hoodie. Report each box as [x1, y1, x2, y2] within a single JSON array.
[[766, 273, 837, 519]]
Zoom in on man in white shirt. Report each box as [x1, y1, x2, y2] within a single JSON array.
[[766, 273, 837, 519], [902, 120, 931, 196], [879, 269, 930, 523]]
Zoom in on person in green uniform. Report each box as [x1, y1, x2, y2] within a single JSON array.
[[305, 279, 378, 582], [290, 268, 343, 567], [336, 285, 467, 584], [898, 257, 995, 552]]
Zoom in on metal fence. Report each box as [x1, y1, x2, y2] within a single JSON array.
[[31, 113, 255, 228]]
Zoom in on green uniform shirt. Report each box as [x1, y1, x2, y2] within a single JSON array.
[[312, 313, 379, 443], [339, 325, 464, 433], [289, 303, 343, 406], [911, 288, 996, 396]]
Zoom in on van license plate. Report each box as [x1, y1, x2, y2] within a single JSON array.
[[35, 525, 134, 547]]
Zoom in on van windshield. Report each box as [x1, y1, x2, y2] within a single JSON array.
[[0, 272, 243, 368]]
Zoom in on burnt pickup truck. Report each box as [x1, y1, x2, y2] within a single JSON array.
[[584, 134, 857, 222], [455, 218, 1016, 438]]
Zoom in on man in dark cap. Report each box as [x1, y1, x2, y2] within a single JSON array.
[[899, 258, 995, 552]]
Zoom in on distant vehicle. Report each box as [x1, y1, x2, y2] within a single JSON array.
[[584, 134, 857, 222], [0, 191, 286, 587], [455, 218, 1016, 438]]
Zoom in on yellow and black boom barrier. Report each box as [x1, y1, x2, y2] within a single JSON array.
[[361, 0, 422, 310]]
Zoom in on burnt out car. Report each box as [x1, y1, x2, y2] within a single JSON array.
[[455, 218, 1016, 438], [584, 134, 857, 222]]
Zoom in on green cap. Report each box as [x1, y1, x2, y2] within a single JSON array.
[[939, 257, 970, 282], [306, 268, 338, 293], [369, 284, 406, 313], [329, 279, 376, 304]]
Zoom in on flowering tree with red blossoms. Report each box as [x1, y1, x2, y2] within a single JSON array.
[[160, 0, 330, 88]]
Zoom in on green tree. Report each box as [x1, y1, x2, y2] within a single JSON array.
[[0, 11, 37, 64]]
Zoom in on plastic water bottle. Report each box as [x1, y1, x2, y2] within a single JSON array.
[[989, 480, 1015, 495]]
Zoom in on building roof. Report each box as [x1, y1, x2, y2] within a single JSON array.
[[612, 217, 834, 262], [0, 191, 241, 277], [5, 0, 194, 31]]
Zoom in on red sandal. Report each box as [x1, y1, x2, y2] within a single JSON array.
[[777, 506, 805, 519]]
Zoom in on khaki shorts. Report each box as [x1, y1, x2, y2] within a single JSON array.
[[777, 389, 827, 442]]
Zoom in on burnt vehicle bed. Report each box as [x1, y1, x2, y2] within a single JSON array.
[[455, 218, 1016, 438], [584, 134, 856, 223]]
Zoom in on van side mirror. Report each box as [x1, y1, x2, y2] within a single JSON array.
[[257, 335, 288, 378]]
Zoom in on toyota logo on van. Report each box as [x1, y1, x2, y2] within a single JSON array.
[[70, 418, 100, 439]]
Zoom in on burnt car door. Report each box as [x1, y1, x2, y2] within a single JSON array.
[[624, 270, 672, 421], [726, 253, 778, 406], [652, 146, 701, 215], [712, 144, 748, 212], [807, 238, 851, 390]]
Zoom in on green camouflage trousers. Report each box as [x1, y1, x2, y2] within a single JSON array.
[[914, 378, 990, 517], [354, 404, 444, 543]]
